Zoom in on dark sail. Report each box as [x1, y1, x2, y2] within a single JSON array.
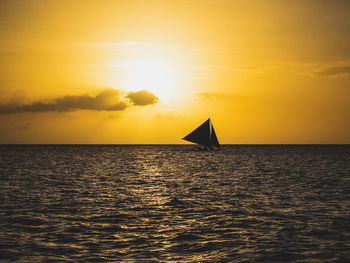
[[182, 119, 211, 147], [182, 118, 220, 149], [210, 125, 220, 147]]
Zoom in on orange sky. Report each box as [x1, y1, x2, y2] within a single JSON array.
[[1, 0, 350, 144]]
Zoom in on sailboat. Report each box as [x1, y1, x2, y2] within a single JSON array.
[[182, 118, 220, 150]]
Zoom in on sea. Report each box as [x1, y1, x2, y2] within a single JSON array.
[[0, 145, 349, 262]]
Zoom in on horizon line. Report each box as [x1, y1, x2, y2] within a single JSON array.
[[1, 143, 349, 146]]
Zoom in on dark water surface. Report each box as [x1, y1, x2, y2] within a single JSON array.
[[0, 145, 350, 262]]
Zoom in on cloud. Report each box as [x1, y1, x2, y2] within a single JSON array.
[[314, 66, 350, 77], [71, 41, 156, 49], [0, 89, 158, 114], [188, 64, 261, 73], [198, 92, 226, 99], [198, 92, 239, 100], [197, 92, 267, 104], [126, 90, 159, 106]]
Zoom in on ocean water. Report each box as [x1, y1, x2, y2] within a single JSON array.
[[0, 145, 349, 262]]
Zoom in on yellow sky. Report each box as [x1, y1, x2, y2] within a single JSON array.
[[1, 0, 350, 144]]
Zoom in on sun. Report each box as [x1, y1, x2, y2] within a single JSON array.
[[122, 58, 177, 103]]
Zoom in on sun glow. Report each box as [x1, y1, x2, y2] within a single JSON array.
[[122, 59, 178, 103]]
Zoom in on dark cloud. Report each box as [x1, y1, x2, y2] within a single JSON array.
[[314, 66, 350, 77], [0, 89, 158, 114], [126, 90, 158, 106]]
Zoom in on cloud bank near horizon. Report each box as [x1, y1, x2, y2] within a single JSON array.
[[314, 66, 350, 77], [0, 89, 158, 114]]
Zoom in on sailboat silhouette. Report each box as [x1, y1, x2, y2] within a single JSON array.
[[182, 118, 220, 150]]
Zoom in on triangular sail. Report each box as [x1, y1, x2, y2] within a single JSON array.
[[182, 119, 211, 147], [183, 118, 220, 149], [210, 125, 220, 147]]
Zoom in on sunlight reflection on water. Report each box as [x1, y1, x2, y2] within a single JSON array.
[[0, 145, 350, 262]]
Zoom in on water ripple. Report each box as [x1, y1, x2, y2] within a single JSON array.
[[0, 145, 350, 262]]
